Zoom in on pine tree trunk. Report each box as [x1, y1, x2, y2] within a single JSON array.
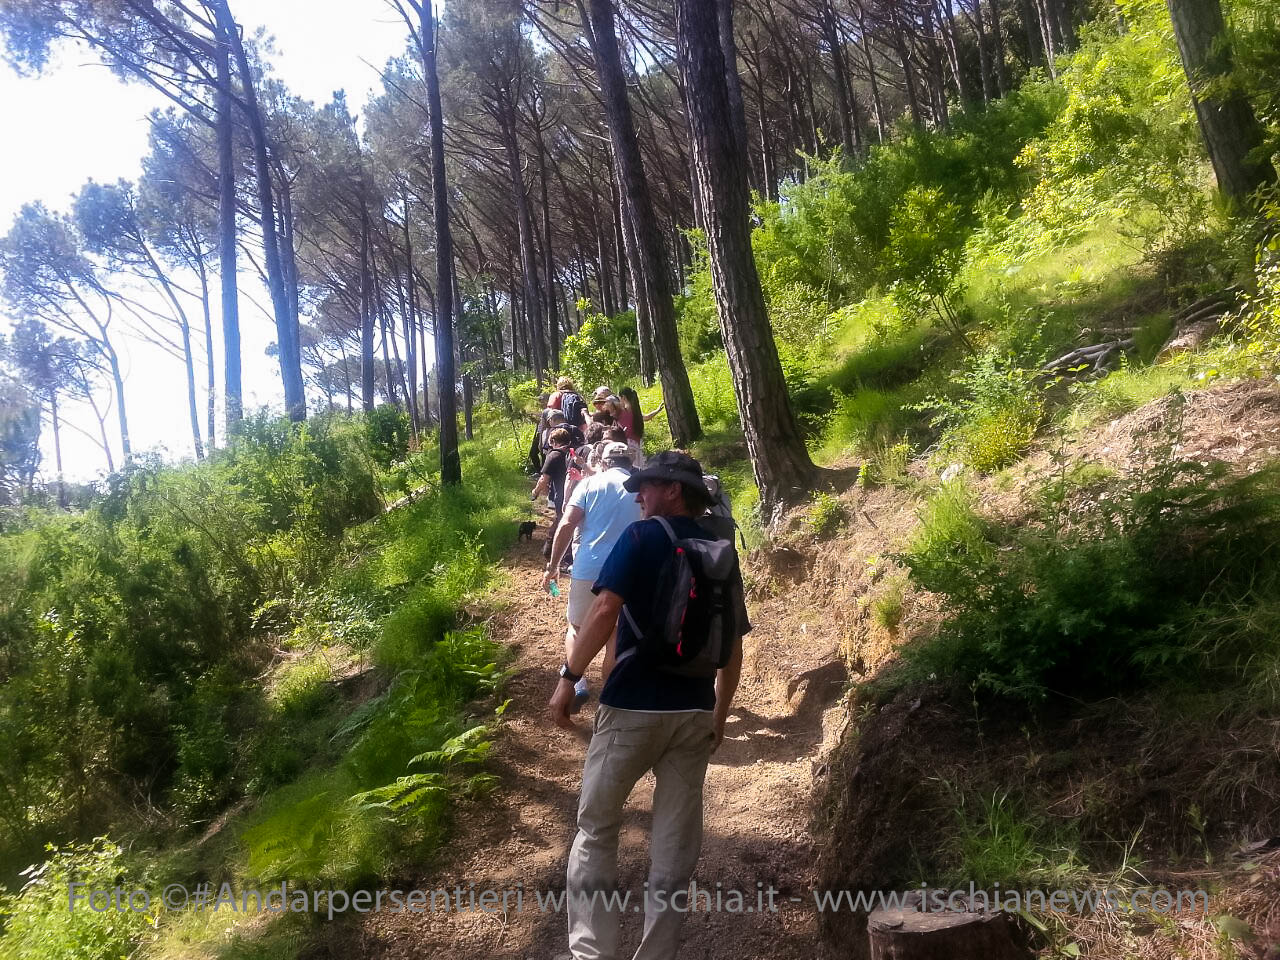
[[50, 391, 65, 508], [1035, 0, 1060, 75], [106, 342, 131, 460], [88, 383, 115, 473], [583, 0, 702, 444], [192, 241, 216, 448], [820, 0, 859, 156], [620, 187, 658, 387], [360, 203, 376, 410], [141, 243, 204, 459], [376, 270, 399, 409], [593, 177, 617, 316], [219, 0, 305, 421], [674, 0, 816, 516], [414, 2, 458, 480], [924, 8, 951, 128], [717, 0, 751, 158], [973, 0, 995, 102], [398, 195, 420, 439], [610, 174, 629, 310], [1167, 0, 1273, 202], [500, 99, 547, 384], [179, 311, 204, 459], [1019, 0, 1044, 68], [419, 275, 434, 429], [855, 2, 887, 142], [940, 0, 970, 104], [989, 0, 1009, 94], [463, 373, 474, 441], [535, 120, 561, 369], [214, 5, 241, 426], [890, 5, 925, 127]]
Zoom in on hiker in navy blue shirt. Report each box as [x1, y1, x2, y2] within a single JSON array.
[[547, 450, 750, 960]]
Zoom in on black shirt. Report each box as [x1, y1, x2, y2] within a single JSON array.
[[593, 515, 751, 712], [541, 448, 569, 510]]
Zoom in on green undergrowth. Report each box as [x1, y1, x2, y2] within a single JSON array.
[[0, 425, 530, 960], [876, 406, 1280, 709]]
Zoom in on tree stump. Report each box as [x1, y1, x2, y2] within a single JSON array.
[[867, 893, 1029, 960]]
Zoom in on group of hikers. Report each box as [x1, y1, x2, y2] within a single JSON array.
[[528, 378, 665, 531], [527, 379, 753, 960]]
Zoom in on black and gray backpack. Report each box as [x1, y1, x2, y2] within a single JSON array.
[[700, 475, 745, 548], [620, 516, 741, 678]]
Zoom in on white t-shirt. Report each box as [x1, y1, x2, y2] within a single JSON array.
[[566, 465, 644, 583]]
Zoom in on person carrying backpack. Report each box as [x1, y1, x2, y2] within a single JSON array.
[[547, 450, 750, 960], [557, 377, 589, 430]]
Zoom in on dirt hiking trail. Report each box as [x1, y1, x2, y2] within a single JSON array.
[[353, 515, 847, 959]]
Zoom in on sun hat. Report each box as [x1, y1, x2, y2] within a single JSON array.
[[622, 450, 712, 507], [591, 385, 613, 401]]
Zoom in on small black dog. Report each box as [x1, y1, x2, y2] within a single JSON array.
[[518, 520, 536, 541]]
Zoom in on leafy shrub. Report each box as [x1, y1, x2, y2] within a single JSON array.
[[559, 308, 640, 394], [0, 838, 151, 960], [364, 404, 411, 467], [859, 438, 913, 488], [906, 480, 992, 566], [826, 387, 909, 455], [1228, 0, 1280, 162], [505, 376, 541, 417], [676, 231, 724, 360], [749, 85, 1061, 303], [768, 282, 836, 393], [243, 628, 501, 887], [917, 347, 1044, 472], [955, 401, 1042, 473], [886, 185, 971, 344], [945, 790, 1088, 889], [1010, 0, 1205, 252], [870, 577, 907, 634], [805, 492, 847, 538], [896, 418, 1280, 704], [1241, 188, 1280, 369], [0, 407, 479, 872], [687, 356, 740, 428], [271, 653, 335, 720]]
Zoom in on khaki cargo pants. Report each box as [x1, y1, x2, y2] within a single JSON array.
[[566, 705, 716, 960]]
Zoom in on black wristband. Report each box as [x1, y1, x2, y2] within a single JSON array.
[[559, 662, 582, 684]]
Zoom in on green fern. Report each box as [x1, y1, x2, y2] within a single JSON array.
[[349, 773, 446, 812], [408, 725, 491, 769]]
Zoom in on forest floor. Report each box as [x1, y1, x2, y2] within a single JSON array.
[[337, 510, 848, 959]]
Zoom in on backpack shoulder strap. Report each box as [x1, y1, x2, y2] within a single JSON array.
[[616, 516, 679, 663], [652, 515, 678, 543]]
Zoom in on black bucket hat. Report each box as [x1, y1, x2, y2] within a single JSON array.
[[623, 450, 712, 508]]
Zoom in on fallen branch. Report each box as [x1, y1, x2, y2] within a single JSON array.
[[1040, 288, 1243, 382], [1040, 338, 1136, 378]]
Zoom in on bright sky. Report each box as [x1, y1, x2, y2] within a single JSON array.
[[0, 0, 412, 481]]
